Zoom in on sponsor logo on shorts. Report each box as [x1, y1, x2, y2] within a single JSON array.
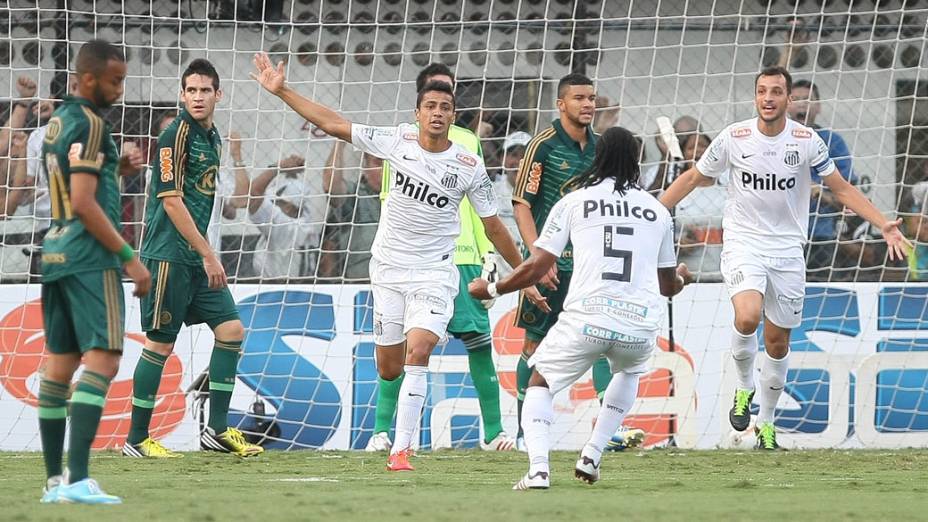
[[581, 325, 650, 347], [581, 296, 648, 320], [373, 319, 383, 337], [777, 294, 803, 315], [412, 293, 447, 310]]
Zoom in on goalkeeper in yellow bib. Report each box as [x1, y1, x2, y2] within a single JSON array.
[[366, 64, 515, 452], [123, 59, 262, 458]]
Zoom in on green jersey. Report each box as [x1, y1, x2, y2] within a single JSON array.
[[512, 119, 597, 272], [380, 124, 494, 266], [141, 108, 222, 266], [40, 96, 121, 282]]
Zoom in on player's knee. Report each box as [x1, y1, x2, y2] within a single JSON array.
[[763, 331, 790, 358], [378, 361, 404, 381], [405, 342, 433, 366], [733, 315, 760, 335], [214, 320, 245, 342], [521, 339, 540, 358], [145, 339, 175, 357], [82, 349, 122, 379]]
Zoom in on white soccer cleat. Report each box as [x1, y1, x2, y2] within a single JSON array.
[[516, 436, 527, 452], [513, 470, 550, 491], [574, 455, 601, 485], [481, 432, 517, 451], [365, 432, 392, 452]]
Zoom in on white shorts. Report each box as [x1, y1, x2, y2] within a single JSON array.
[[720, 249, 805, 329], [528, 312, 655, 394], [369, 257, 459, 346]]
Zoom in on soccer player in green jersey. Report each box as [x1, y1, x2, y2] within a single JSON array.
[[38, 40, 150, 505], [512, 74, 644, 450], [124, 59, 262, 458], [367, 64, 515, 452]]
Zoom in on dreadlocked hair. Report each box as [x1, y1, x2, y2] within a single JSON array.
[[567, 126, 641, 196]]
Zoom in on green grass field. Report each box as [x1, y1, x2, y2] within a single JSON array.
[[3, 449, 927, 522]]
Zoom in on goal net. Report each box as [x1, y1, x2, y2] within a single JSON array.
[[0, 0, 926, 451]]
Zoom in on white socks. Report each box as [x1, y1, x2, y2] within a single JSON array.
[[757, 350, 790, 425], [731, 326, 759, 391], [391, 365, 428, 454], [521, 386, 554, 475], [584, 372, 640, 463]]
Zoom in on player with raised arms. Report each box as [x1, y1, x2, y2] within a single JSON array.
[[470, 126, 691, 489], [250, 53, 544, 471], [660, 66, 910, 449], [125, 58, 262, 458], [37, 39, 149, 504], [368, 63, 516, 452]]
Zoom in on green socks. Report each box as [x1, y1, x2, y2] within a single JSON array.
[[592, 357, 613, 402], [68, 371, 112, 483], [373, 374, 404, 435], [38, 378, 69, 479], [515, 353, 531, 438], [128, 349, 168, 444], [462, 333, 503, 443], [208, 339, 242, 434]]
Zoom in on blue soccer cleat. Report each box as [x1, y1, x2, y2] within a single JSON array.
[[39, 476, 64, 504], [605, 426, 646, 451], [56, 478, 122, 505]]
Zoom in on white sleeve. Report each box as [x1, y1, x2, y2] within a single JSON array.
[[26, 130, 43, 182], [810, 132, 837, 178], [465, 164, 499, 218], [695, 130, 730, 179], [657, 216, 677, 268], [350, 124, 403, 159], [534, 198, 571, 257]]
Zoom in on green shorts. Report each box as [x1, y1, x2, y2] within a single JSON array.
[[516, 270, 572, 342], [447, 264, 490, 336], [42, 268, 125, 354], [141, 258, 239, 343]]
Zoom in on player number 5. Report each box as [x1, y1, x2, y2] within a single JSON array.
[[603, 225, 633, 282]]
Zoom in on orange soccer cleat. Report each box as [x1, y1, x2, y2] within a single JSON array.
[[386, 449, 415, 472]]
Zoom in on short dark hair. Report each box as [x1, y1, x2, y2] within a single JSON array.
[[75, 40, 125, 76], [793, 79, 820, 101], [416, 63, 455, 93], [754, 66, 792, 94], [416, 80, 455, 108], [182, 58, 220, 91], [557, 73, 594, 99]]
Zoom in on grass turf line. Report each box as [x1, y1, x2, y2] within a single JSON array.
[[2, 450, 927, 521]]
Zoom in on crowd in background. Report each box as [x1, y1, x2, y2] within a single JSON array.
[[1, 72, 926, 285]]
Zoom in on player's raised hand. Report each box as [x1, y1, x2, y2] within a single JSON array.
[[204, 252, 228, 289], [124, 257, 152, 297], [523, 286, 551, 314], [676, 262, 694, 286], [251, 52, 286, 96], [118, 141, 144, 176], [16, 75, 37, 98], [881, 218, 913, 261]]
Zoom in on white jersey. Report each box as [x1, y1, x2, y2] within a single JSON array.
[[696, 117, 836, 258], [534, 180, 676, 335], [351, 123, 498, 268], [206, 168, 236, 252]]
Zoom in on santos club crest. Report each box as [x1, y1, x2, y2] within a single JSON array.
[[784, 150, 800, 167], [441, 173, 458, 189]]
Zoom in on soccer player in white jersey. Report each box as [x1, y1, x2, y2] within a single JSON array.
[[660, 66, 911, 449], [250, 53, 545, 471], [471, 127, 692, 490]]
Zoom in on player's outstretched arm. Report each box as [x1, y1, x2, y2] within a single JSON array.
[[822, 171, 913, 261], [482, 215, 523, 272], [658, 166, 715, 209], [251, 52, 352, 143], [71, 173, 151, 297], [468, 249, 553, 314]]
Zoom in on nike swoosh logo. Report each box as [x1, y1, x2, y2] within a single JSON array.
[[403, 154, 416, 161], [408, 393, 424, 398], [742, 153, 755, 159], [430, 310, 443, 315]]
